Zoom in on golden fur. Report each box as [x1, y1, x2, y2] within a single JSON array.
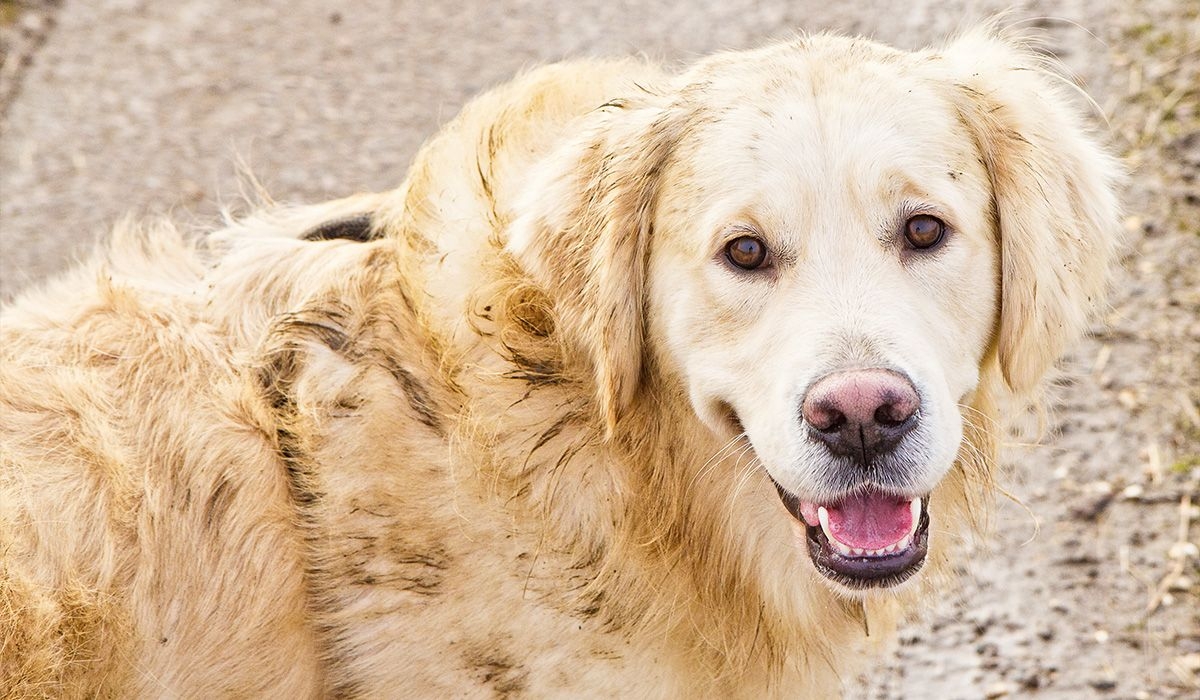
[[1, 27, 1120, 697]]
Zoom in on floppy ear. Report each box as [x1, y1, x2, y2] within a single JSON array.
[[506, 96, 682, 434], [940, 29, 1123, 396]]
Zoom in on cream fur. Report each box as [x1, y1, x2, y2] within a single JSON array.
[[1, 27, 1120, 698]]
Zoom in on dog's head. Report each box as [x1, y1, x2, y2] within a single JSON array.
[[507, 29, 1121, 594]]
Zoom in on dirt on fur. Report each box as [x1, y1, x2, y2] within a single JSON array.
[[1, 1, 1197, 698]]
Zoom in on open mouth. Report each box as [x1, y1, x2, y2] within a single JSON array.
[[774, 482, 930, 589]]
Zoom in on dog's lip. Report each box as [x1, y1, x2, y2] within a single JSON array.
[[772, 479, 930, 589]]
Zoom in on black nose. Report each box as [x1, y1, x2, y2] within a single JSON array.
[[801, 369, 919, 465]]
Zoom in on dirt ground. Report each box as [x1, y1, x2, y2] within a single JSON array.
[[1, 1, 1197, 697]]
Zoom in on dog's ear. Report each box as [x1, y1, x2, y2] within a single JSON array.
[[939, 29, 1123, 396], [507, 95, 682, 434]]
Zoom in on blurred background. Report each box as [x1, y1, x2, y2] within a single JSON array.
[[1, 0, 1196, 697]]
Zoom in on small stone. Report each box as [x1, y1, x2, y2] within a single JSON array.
[[1121, 483, 1144, 499], [1088, 677, 1117, 691], [19, 13, 47, 33], [1169, 575, 1193, 592], [1094, 629, 1110, 643], [1168, 541, 1199, 560], [984, 681, 1015, 698]]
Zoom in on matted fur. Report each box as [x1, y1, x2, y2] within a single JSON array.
[[1, 27, 1120, 697]]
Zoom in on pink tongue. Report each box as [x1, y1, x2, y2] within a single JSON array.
[[800, 494, 914, 550]]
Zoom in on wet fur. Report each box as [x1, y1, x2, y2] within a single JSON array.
[[0, 27, 1119, 697]]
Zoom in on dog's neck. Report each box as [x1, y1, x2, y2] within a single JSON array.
[[437, 279, 878, 692]]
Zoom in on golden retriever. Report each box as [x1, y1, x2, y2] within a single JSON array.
[[0, 26, 1120, 697]]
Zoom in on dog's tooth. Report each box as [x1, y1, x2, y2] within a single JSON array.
[[818, 506, 835, 542], [908, 499, 922, 537]]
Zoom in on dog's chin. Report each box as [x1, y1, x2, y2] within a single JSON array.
[[773, 480, 931, 593]]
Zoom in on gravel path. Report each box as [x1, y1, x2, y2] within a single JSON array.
[[2, 1, 1196, 697]]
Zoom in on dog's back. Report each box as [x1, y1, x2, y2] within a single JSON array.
[[1, 59, 683, 697], [0, 219, 376, 694]]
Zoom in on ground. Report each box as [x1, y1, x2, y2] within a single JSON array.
[[1, 1, 1196, 697]]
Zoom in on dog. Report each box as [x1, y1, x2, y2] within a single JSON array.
[[0, 25, 1121, 697]]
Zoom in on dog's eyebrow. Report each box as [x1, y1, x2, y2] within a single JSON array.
[[301, 213, 376, 242]]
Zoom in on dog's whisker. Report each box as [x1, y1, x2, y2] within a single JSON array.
[[724, 445, 765, 526], [689, 433, 750, 492]]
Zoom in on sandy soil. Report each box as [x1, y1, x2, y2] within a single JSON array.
[[1, 1, 1196, 697]]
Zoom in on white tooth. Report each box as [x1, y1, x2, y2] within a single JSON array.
[[908, 499, 923, 537], [818, 506, 835, 542]]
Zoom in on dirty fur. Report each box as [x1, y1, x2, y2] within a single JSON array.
[[0, 27, 1120, 697]]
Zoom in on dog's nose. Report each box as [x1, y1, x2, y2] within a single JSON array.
[[801, 369, 919, 464]]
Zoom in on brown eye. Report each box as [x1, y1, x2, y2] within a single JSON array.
[[904, 215, 946, 249], [725, 235, 768, 270]]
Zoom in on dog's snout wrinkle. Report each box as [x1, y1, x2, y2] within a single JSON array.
[[802, 369, 919, 465]]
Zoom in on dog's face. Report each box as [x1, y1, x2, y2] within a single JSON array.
[[509, 32, 1120, 595], [646, 47, 999, 590]]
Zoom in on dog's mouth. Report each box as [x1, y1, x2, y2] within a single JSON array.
[[773, 481, 930, 589]]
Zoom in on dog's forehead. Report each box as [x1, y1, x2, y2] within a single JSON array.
[[677, 43, 970, 173], [664, 43, 985, 234]]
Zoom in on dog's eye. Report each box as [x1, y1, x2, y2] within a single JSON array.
[[725, 236, 768, 270], [904, 215, 946, 249]]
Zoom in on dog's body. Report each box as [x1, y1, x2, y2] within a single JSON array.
[[1, 29, 1119, 697]]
